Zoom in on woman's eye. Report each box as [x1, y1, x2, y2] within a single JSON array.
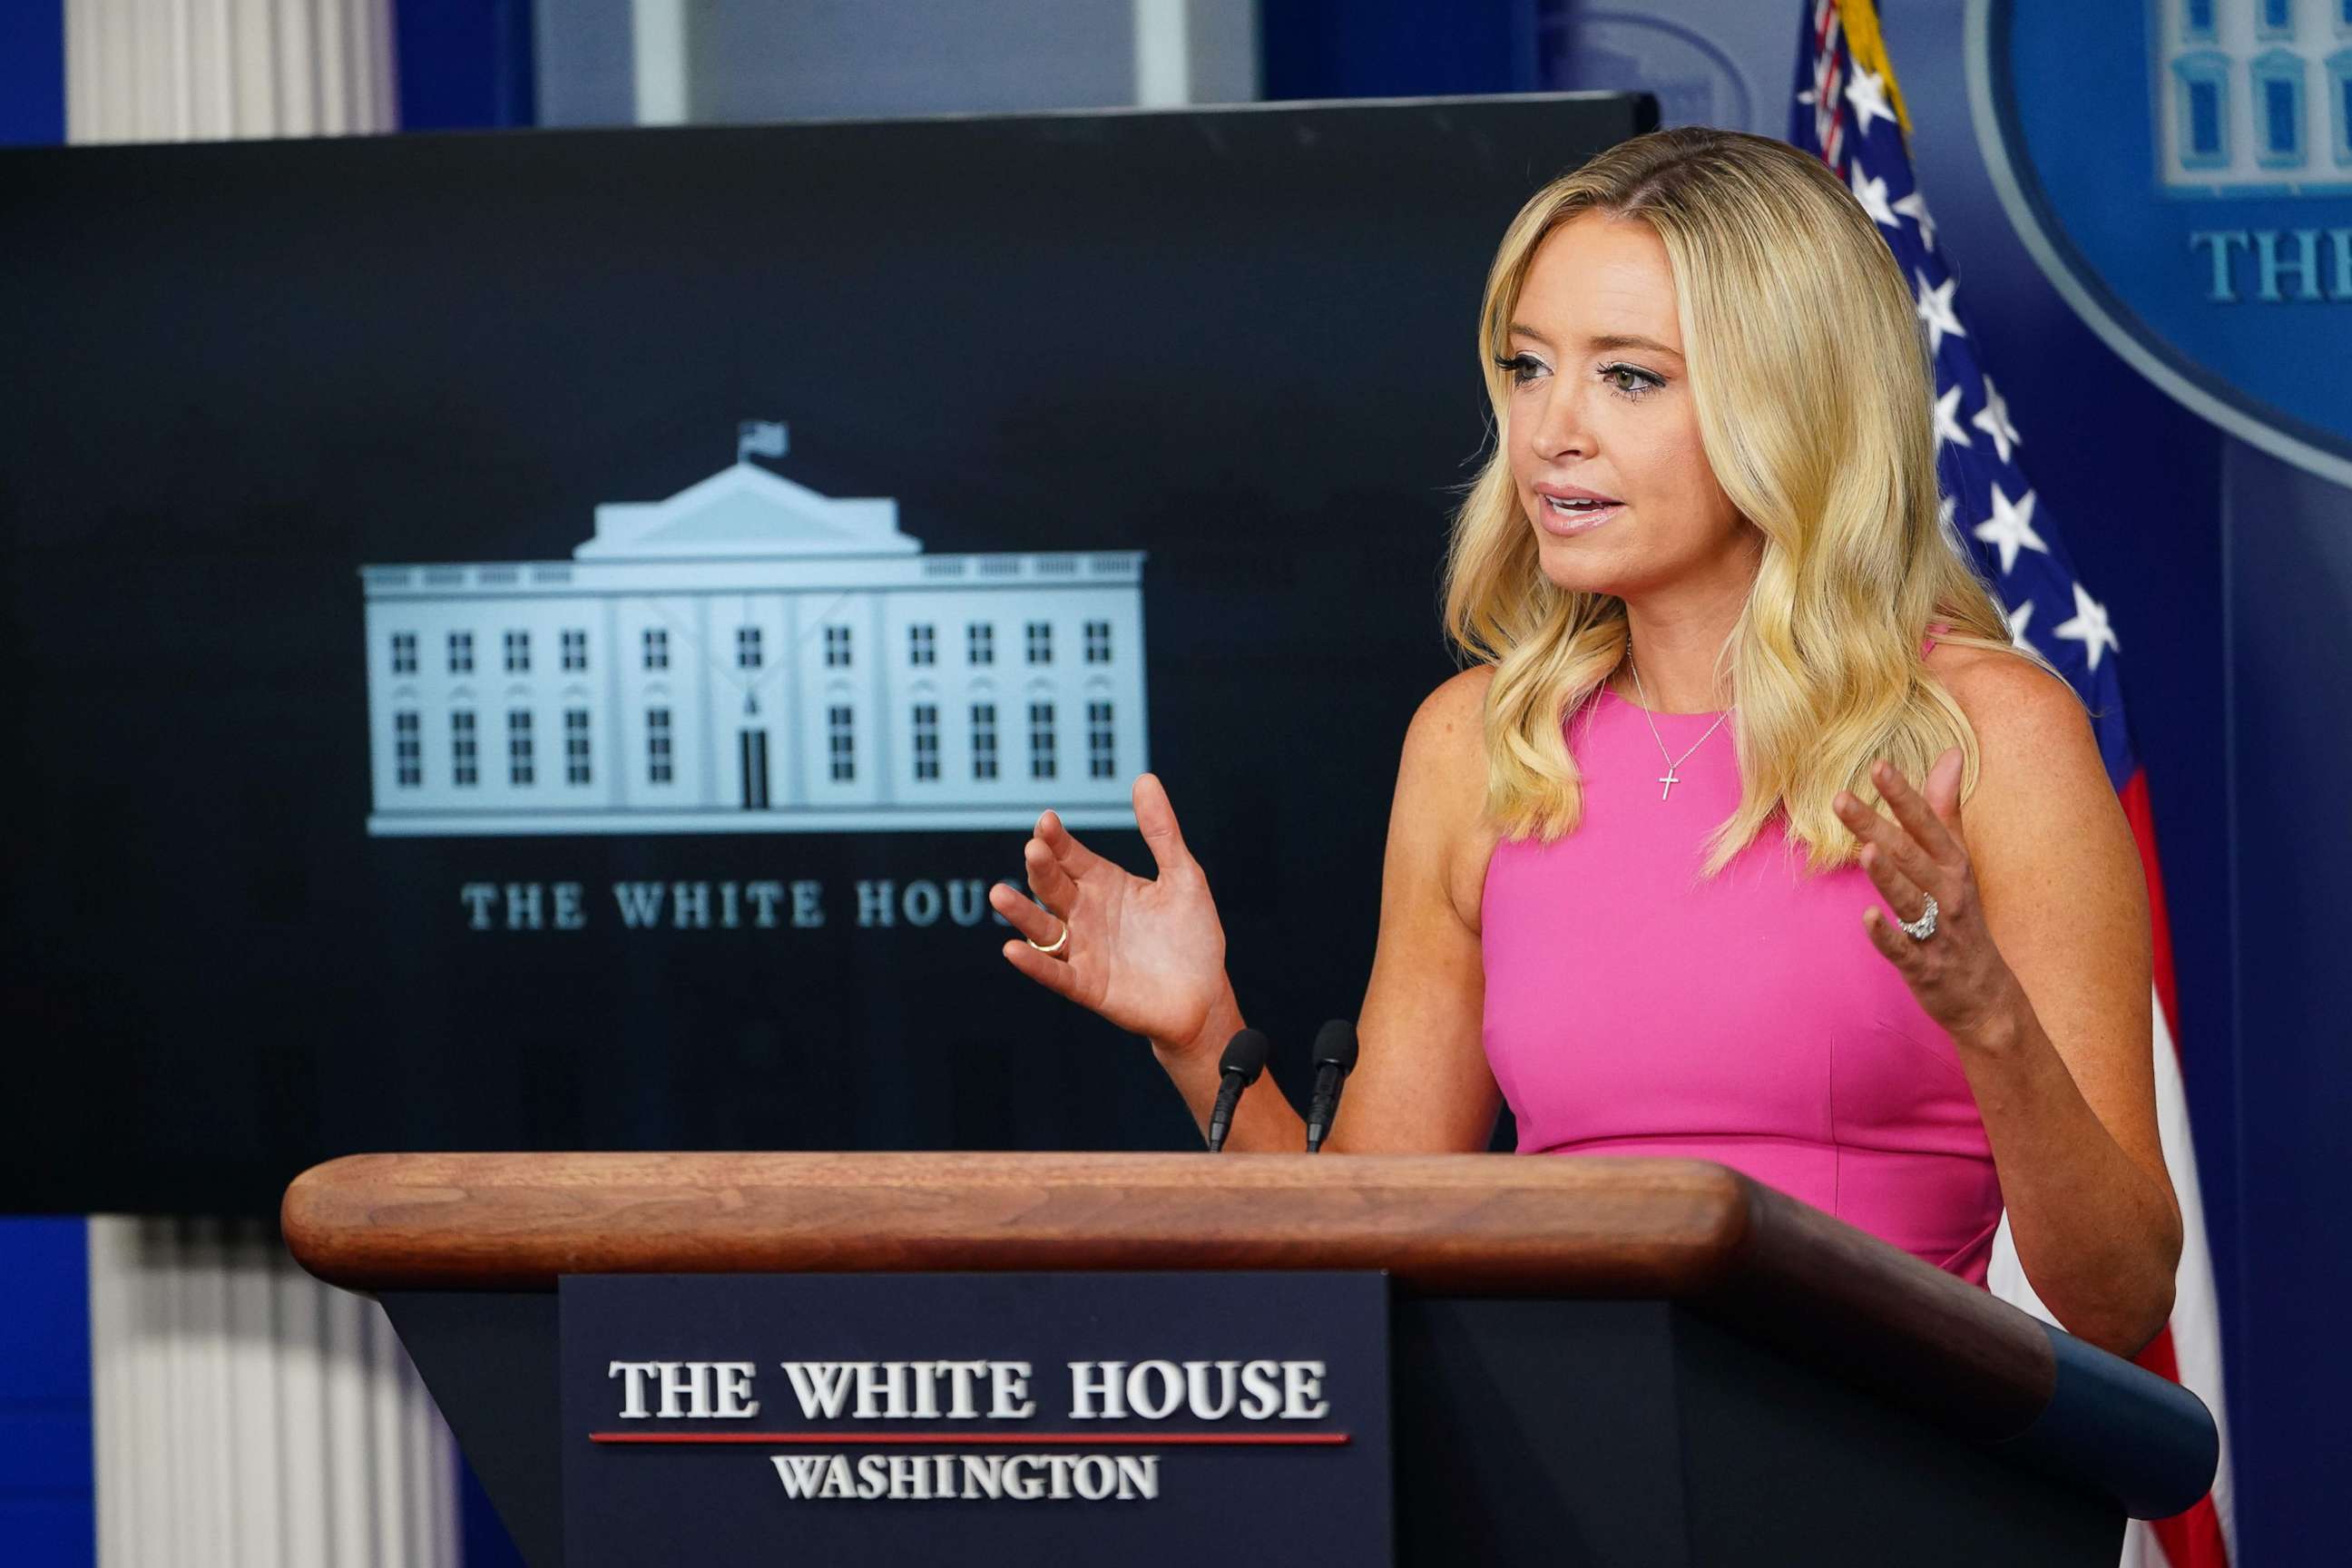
[[1494, 353, 1548, 387], [1602, 363, 1663, 400]]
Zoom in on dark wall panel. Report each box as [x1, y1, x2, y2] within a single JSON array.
[[0, 94, 1651, 1214]]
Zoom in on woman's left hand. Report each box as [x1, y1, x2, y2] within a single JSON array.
[[1835, 746, 2024, 1046]]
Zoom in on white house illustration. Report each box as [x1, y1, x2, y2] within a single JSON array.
[[2158, 0, 2352, 191], [361, 427, 1147, 837]]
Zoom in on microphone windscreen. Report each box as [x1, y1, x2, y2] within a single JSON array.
[[1219, 1027, 1272, 1083], [1311, 1018, 1359, 1072]]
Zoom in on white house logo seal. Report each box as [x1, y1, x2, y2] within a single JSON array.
[[1969, 0, 2352, 487]]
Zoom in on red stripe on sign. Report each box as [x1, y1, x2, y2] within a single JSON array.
[[2119, 768, 2181, 1048], [590, 1431, 1351, 1446]]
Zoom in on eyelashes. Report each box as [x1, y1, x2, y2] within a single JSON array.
[[1600, 363, 1666, 400], [1493, 354, 1666, 402]]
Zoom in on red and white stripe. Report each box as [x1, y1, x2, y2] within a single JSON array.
[[1811, 0, 1847, 169]]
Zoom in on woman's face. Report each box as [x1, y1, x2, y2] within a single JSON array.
[[1502, 211, 1752, 598]]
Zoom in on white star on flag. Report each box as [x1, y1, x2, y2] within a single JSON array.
[[1971, 377, 2022, 464], [1845, 67, 1897, 136], [1892, 189, 1936, 250], [1852, 167, 1899, 230], [2003, 597, 2034, 648], [1973, 484, 2049, 574], [1934, 384, 1971, 447], [2051, 579, 2120, 671], [1915, 272, 1966, 357]]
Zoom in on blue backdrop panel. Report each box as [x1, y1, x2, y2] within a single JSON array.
[[2217, 438, 2350, 1565], [0, 1218, 93, 1568], [0, 0, 65, 146], [1260, 0, 1536, 99], [396, 0, 537, 132]]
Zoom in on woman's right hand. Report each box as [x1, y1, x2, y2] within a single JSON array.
[[990, 772, 1233, 1054]]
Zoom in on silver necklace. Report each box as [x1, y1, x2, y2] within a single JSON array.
[[1626, 652, 1734, 802]]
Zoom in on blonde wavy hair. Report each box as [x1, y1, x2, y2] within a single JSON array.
[[1443, 125, 2064, 879]]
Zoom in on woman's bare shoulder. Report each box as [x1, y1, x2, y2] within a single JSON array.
[[1397, 664, 1504, 929], [1405, 663, 1495, 743], [1923, 638, 2106, 838], [1925, 639, 2085, 741]]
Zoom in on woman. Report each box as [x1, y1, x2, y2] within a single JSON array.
[[986, 127, 2180, 1358]]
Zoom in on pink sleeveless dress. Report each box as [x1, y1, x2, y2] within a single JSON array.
[[1478, 629, 2003, 1284]]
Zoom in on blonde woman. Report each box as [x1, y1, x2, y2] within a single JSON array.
[[987, 126, 2180, 1358]]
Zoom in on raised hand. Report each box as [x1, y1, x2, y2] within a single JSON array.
[[1834, 746, 2025, 1046], [989, 772, 1233, 1053]]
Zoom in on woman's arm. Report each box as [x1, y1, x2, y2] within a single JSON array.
[[1933, 654, 2182, 1356], [1182, 667, 1500, 1152]]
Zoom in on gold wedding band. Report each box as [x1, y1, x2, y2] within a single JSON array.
[[1025, 922, 1070, 956]]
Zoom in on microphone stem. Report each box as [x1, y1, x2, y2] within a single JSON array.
[[1303, 1065, 1345, 1153]]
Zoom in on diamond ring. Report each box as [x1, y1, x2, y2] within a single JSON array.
[[1900, 893, 1937, 945]]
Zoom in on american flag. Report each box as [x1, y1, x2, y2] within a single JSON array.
[[1788, 3, 2235, 1563]]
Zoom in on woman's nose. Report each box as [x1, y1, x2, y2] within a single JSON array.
[[1533, 384, 1592, 463]]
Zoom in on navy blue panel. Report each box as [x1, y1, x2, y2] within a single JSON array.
[[558, 1271, 1391, 1567], [0, 1413, 94, 1498], [462, 1452, 531, 1567], [1260, 0, 1538, 100], [0, 1220, 89, 1404], [0, 1500, 97, 1568], [396, 0, 537, 130], [2221, 438, 2352, 1567], [0, 0, 66, 145], [1986, 1325, 2218, 1521], [0, 1218, 93, 1568]]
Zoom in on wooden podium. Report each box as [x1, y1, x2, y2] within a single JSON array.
[[283, 1152, 2216, 1567]]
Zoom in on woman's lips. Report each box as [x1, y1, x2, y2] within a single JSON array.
[[1535, 495, 1624, 536]]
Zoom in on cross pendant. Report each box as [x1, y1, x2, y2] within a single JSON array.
[[1658, 766, 1680, 801]]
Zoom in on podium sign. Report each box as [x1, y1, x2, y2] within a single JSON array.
[[559, 1271, 1393, 1566]]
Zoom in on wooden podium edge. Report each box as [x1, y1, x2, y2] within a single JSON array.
[[281, 1149, 2055, 1437]]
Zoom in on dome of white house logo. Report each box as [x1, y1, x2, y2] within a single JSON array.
[[361, 425, 1148, 837], [1968, 0, 2352, 488]]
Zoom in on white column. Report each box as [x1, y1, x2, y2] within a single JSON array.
[[1134, 0, 1191, 107], [632, 0, 690, 124], [274, 0, 318, 136], [226, 1228, 287, 1568], [86, 1220, 136, 1568], [87, 1216, 462, 1568], [65, 0, 399, 142], [274, 1260, 332, 1564], [1136, 0, 1257, 109]]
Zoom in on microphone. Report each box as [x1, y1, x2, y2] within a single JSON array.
[[1303, 1019, 1359, 1153], [1205, 1028, 1272, 1153]]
